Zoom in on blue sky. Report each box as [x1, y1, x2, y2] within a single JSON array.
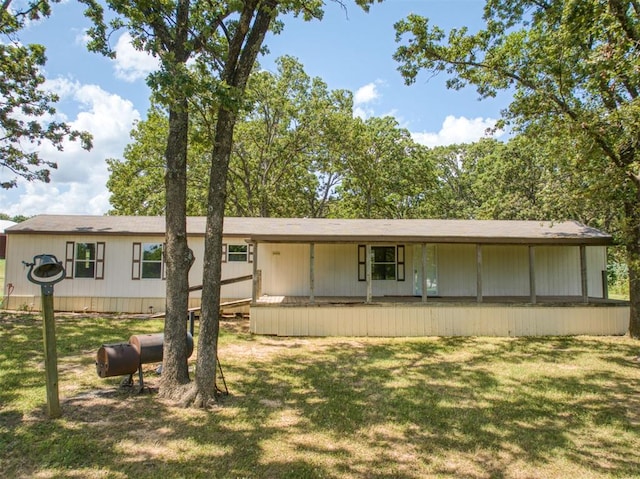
[[0, 0, 509, 216]]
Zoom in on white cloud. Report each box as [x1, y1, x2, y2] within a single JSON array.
[[354, 82, 380, 105], [353, 106, 368, 119], [2, 79, 140, 216], [353, 81, 384, 119], [113, 32, 159, 82], [412, 115, 503, 148], [75, 30, 91, 48]]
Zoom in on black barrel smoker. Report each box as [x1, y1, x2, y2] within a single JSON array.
[[96, 333, 194, 391]]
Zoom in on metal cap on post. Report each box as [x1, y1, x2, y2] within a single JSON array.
[[24, 254, 66, 419]]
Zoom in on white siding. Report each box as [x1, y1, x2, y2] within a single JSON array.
[[437, 244, 477, 296], [587, 246, 606, 298], [435, 244, 608, 299], [257, 243, 414, 298], [483, 245, 529, 296], [4, 233, 252, 312], [535, 246, 581, 296], [259, 243, 310, 296], [4, 231, 611, 314], [314, 244, 365, 297]]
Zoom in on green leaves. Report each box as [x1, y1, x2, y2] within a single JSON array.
[[107, 55, 440, 220], [0, 0, 92, 189]]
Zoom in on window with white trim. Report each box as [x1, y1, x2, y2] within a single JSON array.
[[228, 244, 248, 262], [142, 243, 164, 278], [222, 243, 253, 263], [132, 242, 165, 279], [357, 245, 405, 281], [65, 241, 105, 279]]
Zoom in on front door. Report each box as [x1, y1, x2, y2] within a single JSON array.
[[412, 244, 438, 296]]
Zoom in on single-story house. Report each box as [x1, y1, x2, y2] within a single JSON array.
[[3, 215, 629, 336]]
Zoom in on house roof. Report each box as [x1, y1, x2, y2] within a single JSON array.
[[5, 214, 614, 245]]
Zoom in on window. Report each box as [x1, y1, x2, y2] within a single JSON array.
[[372, 246, 396, 280], [132, 242, 165, 280], [142, 243, 164, 278], [228, 244, 248, 262], [357, 245, 405, 281], [65, 241, 105, 279], [222, 243, 253, 263], [75, 243, 96, 278]]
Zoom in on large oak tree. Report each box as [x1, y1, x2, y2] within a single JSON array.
[[395, 0, 640, 336], [84, 0, 382, 407], [106, 57, 356, 218]]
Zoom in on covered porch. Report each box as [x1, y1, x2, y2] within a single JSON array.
[[240, 218, 627, 337]]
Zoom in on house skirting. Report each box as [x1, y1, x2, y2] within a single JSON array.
[[250, 301, 629, 337], [2, 296, 246, 315], [3, 294, 629, 337]]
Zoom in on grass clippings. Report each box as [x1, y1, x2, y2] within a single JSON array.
[[1, 313, 639, 478]]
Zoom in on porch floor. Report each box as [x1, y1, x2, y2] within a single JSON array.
[[255, 295, 628, 306]]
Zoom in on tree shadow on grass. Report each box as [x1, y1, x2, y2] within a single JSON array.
[[1, 384, 331, 478], [225, 336, 640, 478], [0, 315, 339, 478], [2, 316, 640, 478]]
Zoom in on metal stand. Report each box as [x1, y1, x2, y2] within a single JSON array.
[[216, 355, 229, 396]]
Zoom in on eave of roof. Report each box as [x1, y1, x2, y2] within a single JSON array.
[[5, 215, 614, 245]]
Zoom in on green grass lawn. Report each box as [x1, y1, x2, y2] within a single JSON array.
[[1, 313, 640, 478]]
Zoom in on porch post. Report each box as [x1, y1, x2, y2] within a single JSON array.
[[421, 243, 428, 303], [309, 242, 315, 303], [529, 245, 537, 304], [476, 244, 483, 303], [366, 244, 372, 303], [580, 245, 588, 303], [251, 241, 259, 304]]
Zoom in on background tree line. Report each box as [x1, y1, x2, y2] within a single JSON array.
[[107, 56, 434, 219], [107, 56, 616, 231]]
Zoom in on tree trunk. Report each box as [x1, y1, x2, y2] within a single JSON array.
[[180, 0, 277, 407], [155, 0, 193, 401], [628, 250, 640, 338], [188, 106, 236, 407], [159, 104, 193, 399], [626, 193, 640, 338]]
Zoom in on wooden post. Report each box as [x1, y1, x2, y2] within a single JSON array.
[[257, 270, 262, 299], [251, 241, 259, 303], [366, 244, 372, 303], [421, 243, 428, 303], [476, 244, 483, 303], [580, 245, 588, 303], [41, 286, 61, 418], [309, 243, 315, 303], [529, 245, 537, 304]]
